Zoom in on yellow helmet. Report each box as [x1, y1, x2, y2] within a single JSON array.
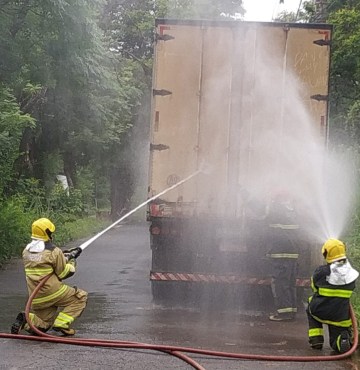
[[31, 218, 55, 241], [321, 238, 346, 263]]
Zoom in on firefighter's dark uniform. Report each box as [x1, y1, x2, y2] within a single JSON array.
[[267, 199, 299, 320], [307, 261, 357, 352]]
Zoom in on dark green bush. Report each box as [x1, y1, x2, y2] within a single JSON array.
[[0, 197, 36, 263], [345, 207, 360, 318], [48, 184, 86, 216]]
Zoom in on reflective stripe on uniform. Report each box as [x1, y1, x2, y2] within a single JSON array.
[[32, 285, 69, 305], [336, 335, 345, 352], [311, 277, 317, 293], [268, 253, 299, 259], [53, 311, 75, 328], [269, 224, 299, 230], [278, 307, 297, 314], [318, 287, 353, 298], [310, 312, 352, 328], [309, 328, 324, 337], [58, 263, 75, 279], [25, 267, 54, 276]]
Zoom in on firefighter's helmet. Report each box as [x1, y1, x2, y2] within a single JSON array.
[[321, 238, 346, 263], [31, 218, 55, 241]]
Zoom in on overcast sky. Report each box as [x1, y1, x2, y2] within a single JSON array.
[[243, 0, 302, 21]]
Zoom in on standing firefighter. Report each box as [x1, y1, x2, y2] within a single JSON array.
[[266, 191, 299, 321], [11, 218, 87, 336], [307, 238, 358, 353]]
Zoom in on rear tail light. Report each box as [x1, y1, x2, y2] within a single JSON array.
[[150, 204, 160, 216], [150, 225, 179, 236], [150, 226, 161, 235], [149, 202, 175, 217]]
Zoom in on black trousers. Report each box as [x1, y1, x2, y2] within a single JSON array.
[[270, 258, 298, 315], [306, 306, 352, 351]]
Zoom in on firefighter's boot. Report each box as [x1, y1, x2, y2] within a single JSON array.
[[11, 312, 26, 334], [53, 327, 76, 336], [309, 336, 324, 350], [338, 331, 351, 353]]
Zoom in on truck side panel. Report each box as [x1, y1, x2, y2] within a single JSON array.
[[150, 26, 203, 204], [196, 27, 233, 215], [150, 21, 331, 219]]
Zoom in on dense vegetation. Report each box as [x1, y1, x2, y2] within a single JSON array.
[[1, 0, 360, 316]]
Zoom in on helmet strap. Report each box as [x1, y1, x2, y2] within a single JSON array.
[[45, 229, 53, 240]]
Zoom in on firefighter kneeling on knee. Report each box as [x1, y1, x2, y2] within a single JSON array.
[[11, 218, 88, 336], [306, 238, 358, 353]]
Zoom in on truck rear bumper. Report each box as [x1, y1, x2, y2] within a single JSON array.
[[150, 271, 310, 287]]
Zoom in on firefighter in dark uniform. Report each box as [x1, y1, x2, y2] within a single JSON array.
[[267, 191, 299, 321], [307, 238, 358, 353]]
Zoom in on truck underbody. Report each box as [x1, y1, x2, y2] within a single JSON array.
[[149, 213, 314, 307]]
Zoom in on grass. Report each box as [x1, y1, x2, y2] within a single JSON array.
[[53, 216, 111, 247]]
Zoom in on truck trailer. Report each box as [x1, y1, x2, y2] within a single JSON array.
[[147, 19, 332, 307]]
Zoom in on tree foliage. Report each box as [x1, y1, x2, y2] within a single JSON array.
[[0, 0, 138, 206], [0, 86, 34, 194], [274, 1, 315, 22], [328, 5, 360, 145]]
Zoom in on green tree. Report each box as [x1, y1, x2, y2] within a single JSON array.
[[0, 1, 137, 216], [328, 6, 360, 145], [157, 0, 244, 19], [0, 86, 34, 195], [274, 1, 315, 22]]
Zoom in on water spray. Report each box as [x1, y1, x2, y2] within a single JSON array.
[[78, 169, 202, 251]]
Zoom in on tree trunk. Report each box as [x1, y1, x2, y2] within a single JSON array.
[[110, 165, 134, 221], [63, 151, 76, 187]]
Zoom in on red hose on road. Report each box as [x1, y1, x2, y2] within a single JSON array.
[[0, 274, 358, 370]]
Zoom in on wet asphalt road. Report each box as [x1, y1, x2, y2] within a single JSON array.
[[0, 222, 360, 370]]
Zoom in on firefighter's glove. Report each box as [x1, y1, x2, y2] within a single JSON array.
[[61, 258, 76, 279], [68, 258, 77, 268], [63, 247, 82, 261]]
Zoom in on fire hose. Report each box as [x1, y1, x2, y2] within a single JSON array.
[[0, 171, 358, 368], [0, 273, 358, 370]]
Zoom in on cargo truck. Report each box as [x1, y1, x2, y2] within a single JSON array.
[[147, 19, 332, 307]]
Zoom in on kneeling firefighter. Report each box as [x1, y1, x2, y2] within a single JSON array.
[[11, 218, 87, 336], [306, 238, 359, 353]]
